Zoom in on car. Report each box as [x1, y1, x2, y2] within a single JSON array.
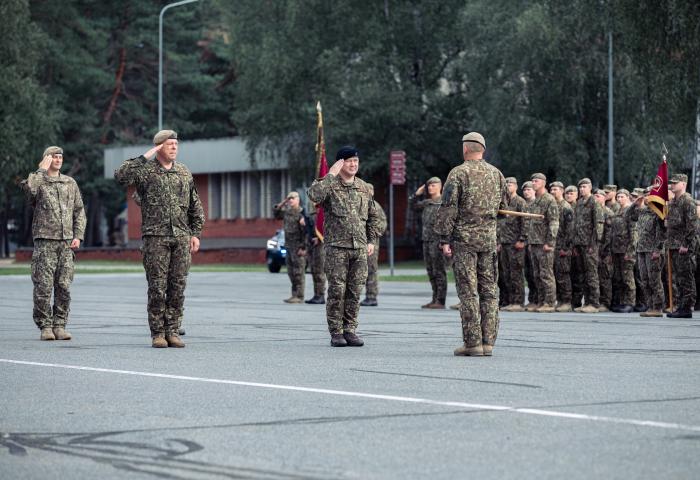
[[266, 229, 286, 273]]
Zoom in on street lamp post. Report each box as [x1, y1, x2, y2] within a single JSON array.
[[159, 0, 200, 130]]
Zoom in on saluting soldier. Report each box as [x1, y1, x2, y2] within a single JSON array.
[[666, 173, 697, 318], [499, 177, 527, 312], [274, 191, 308, 304], [550, 181, 574, 312], [610, 189, 636, 312], [21, 146, 86, 341], [572, 178, 605, 313], [307, 146, 383, 347], [564, 185, 578, 207]]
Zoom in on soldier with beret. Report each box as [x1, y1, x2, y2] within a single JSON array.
[[307, 146, 383, 347], [521, 181, 539, 309], [604, 184, 620, 214], [114, 130, 205, 348], [631, 187, 665, 317], [609, 189, 637, 312], [435, 132, 507, 356], [360, 184, 388, 307], [594, 189, 614, 311], [411, 177, 449, 309], [630, 187, 650, 312], [666, 173, 696, 318], [550, 181, 574, 311], [499, 177, 527, 312], [21, 146, 87, 341], [564, 185, 578, 207], [572, 178, 605, 313], [274, 191, 308, 304]]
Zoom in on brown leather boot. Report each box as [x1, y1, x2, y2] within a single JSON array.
[[454, 344, 484, 356], [482, 344, 494, 356], [52, 327, 72, 340], [166, 334, 185, 348], [330, 333, 347, 347], [425, 303, 446, 309], [343, 332, 364, 347], [40, 327, 55, 341], [152, 335, 168, 348]]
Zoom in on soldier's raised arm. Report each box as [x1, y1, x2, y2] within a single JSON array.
[[114, 144, 162, 187], [21, 155, 53, 200]]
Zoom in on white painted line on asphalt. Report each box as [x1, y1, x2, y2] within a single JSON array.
[[2, 358, 699, 433]]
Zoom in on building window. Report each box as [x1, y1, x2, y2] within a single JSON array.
[[208, 170, 291, 220]]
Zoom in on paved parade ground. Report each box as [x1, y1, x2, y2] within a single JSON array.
[[1, 269, 699, 479]]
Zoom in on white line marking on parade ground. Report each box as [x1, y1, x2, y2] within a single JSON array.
[[2, 358, 699, 433]]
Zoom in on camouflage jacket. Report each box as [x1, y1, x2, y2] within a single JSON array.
[[610, 205, 636, 256], [114, 156, 204, 238], [606, 201, 621, 214], [307, 174, 382, 249], [523, 192, 559, 246], [435, 159, 507, 252], [665, 192, 696, 250], [410, 195, 442, 242], [632, 205, 665, 254], [555, 199, 574, 251], [273, 204, 306, 248], [497, 194, 526, 244], [371, 200, 388, 247], [21, 169, 87, 241], [573, 195, 604, 247], [599, 206, 614, 256]]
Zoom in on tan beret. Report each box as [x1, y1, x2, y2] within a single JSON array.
[[426, 177, 442, 185], [603, 184, 618, 192], [564, 185, 577, 193], [462, 132, 485, 148], [286, 191, 299, 199], [522, 181, 534, 190], [616, 189, 630, 197], [42, 146, 63, 158], [577, 178, 592, 187], [549, 181, 564, 189], [153, 129, 178, 145], [531, 173, 546, 181]]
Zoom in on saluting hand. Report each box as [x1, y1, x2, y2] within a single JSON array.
[[328, 159, 344, 176], [142, 143, 164, 160], [38, 155, 53, 170], [415, 185, 426, 196]]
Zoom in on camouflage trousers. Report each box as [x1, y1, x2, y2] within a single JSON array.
[[524, 246, 538, 304], [572, 245, 600, 307], [308, 241, 326, 296], [671, 249, 697, 311], [499, 244, 525, 306], [31, 239, 74, 329], [612, 253, 636, 306], [285, 241, 306, 299], [452, 243, 499, 348], [529, 245, 556, 306], [634, 260, 647, 307], [142, 235, 191, 337], [364, 243, 380, 299], [599, 255, 613, 307], [324, 245, 368, 334], [424, 240, 448, 304], [554, 250, 572, 304], [637, 252, 664, 311]]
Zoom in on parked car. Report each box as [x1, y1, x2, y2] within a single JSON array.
[[266, 229, 286, 273]]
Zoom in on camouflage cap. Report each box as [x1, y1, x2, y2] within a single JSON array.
[[42, 146, 63, 157], [461, 132, 486, 148], [531, 172, 546, 181], [577, 178, 592, 187], [505, 176, 518, 185], [549, 181, 564, 189], [603, 184, 618, 192], [286, 191, 300, 199], [616, 188, 630, 197], [631, 187, 645, 197], [521, 181, 534, 190], [153, 129, 178, 145], [426, 177, 442, 185], [669, 173, 688, 184], [564, 185, 577, 194]]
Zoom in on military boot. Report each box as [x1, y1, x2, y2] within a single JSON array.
[[482, 344, 494, 356], [360, 298, 378, 306], [504, 304, 524, 312], [524, 303, 540, 312], [343, 332, 364, 347], [640, 309, 663, 317], [166, 334, 185, 348], [305, 295, 325, 304], [580, 305, 599, 313], [152, 335, 168, 348], [52, 327, 72, 340], [667, 309, 692, 319], [536, 304, 556, 313], [615, 304, 634, 313], [284, 297, 303, 304], [40, 327, 55, 341], [421, 301, 435, 309], [449, 303, 461, 310], [454, 344, 484, 356], [555, 303, 572, 312], [330, 334, 347, 347], [597, 305, 610, 312], [178, 328, 186, 336]]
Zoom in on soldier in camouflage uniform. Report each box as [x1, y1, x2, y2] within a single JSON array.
[[114, 130, 204, 348], [595, 189, 614, 311], [307, 146, 383, 347], [274, 191, 307, 303], [411, 177, 449, 309], [572, 178, 604, 313], [21, 146, 86, 341], [550, 182, 574, 312], [631, 189, 665, 317], [499, 177, 527, 312], [604, 184, 620, 214], [304, 207, 326, 304], [666, 173, 697, 318], [630, 188, 649, 311], [695, 201, 700, 311], [435, 132, 506, 357], [564, 185, 578, 207], [523, 173, 559, 313], [361, 185, 388, 306], [609, 189, 636, 312], [521, 181, 539, 309]]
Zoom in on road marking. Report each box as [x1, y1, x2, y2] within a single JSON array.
[[2, 358, 699, 433]]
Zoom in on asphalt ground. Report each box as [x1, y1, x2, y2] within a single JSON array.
[[1, 270, 699, 479]]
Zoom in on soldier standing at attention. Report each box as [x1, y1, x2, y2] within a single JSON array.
[[630, 188, 649, 312], [304, 206, 326, 304], [604, 184, 620, 214], [360, 185, 388, 307], [564, 185, 578, 207], [274, 191, 307, 304], [523, 173, 559, 313], [610, 189, 636, 312], [521, 181, 539, 310], [411, 177, 448, 309], [631, 188, 665, 317], [21, 146, 86, 341], [307, 146, 382, 347], [594, 189, 614, 312], [499, 177, 527, 312], [114, 130, 204, 348], [550, 181, 574, 312], [666, 174, 697, 318], [572, 178, 604, 313], [435, 132, 506, 357]]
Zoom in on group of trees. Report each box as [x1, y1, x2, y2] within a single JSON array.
[[1, 0, 698, 255]]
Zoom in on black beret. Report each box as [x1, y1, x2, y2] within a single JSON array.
[[336, 146, 359, 161]]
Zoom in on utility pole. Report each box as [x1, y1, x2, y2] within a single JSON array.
[[607, 30, 614, 185]]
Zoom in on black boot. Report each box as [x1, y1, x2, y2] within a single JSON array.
[[667, 309, 692, 318], [305, 295, 326, 304], [343, 332, 364, 347], [634, 304, 648, 312], [360, 298, 378, 306], [330, 334, 348, 347], [616, 304, 634, 313]]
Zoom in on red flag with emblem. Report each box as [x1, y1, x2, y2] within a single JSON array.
[[314, 101, 329, 240], [647, 159, 668, 220]]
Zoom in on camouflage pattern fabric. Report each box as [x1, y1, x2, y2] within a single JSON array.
[[555, 199, 574, 304], [31, 240, 75, 329], [610, 205, 637, 306], [497, 194, 527, 244], [286, 246, 306, 299], [435, 159, 506, 347], [142, 235, 191, 337], [666, 192, 697, 310], [572, 244, 600, 307], [364, 200, 388, 299], [572, 195, 604, 307], [670, 249, 696, 310], [633, 205, 664, 309], [410, 195, 442, 242], [308, 238, 326, 296], [637, 252, 664, 310], [606, 200, 621, 214], [529, 245, 556, 305], [573, 195, 605, 247], [598, 206, 614, 307], [523, 193, 558, 305], [499, 244, 525, 305], [522, 198, 538, 304], [114, 156, 204, 238], [424, 240, 448, 304], [274, 204, 307, 299], [324, 246, 368, 334]]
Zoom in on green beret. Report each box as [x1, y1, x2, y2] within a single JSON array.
[[603, 184, 618, 192], [426, 177, 442, 185], [549, 181, 564, 189], [521, 181, 534, 190], [669, 173, 688, 183], [461, 132, 485, 148], [564, 185, 577, 193], [505, 177, 518, 184], [531, 172, 546, 181], [577, 178, 592, 187], [153, 129, 178, 145], [594, 188, 606, 196], [42, 146, 63, 157]]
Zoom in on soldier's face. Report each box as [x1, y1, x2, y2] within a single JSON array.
[[617, 193, 629, 206], [427, 182, 441, 197], [161, 139, 178, 161], [565, 191, 576, 202], [50, 153, 63, 171], [341, 156, 359, 177], [523, 188, 534, 200], [594, 194, 605, 205], [287, 196, 300, 208], [605, 191, 615, 201], [532, 178, 545, 192], [579, 184, 591, 197], [550, 186, 563, 199], [507, 183, 517, 195]]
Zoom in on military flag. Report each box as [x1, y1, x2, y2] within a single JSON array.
[[314, 101, 329, 240], [647, 156, 669, 220]]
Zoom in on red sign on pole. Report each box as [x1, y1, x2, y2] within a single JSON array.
[[390, 150, 406, 185]]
